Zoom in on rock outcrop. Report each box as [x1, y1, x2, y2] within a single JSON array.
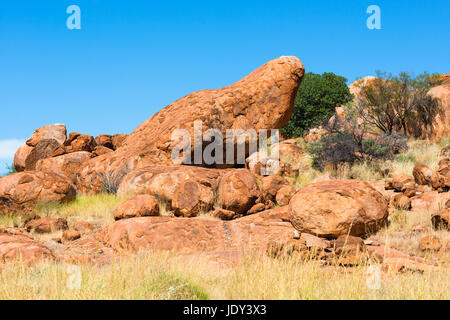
[[102, 207, 295, 254], [0, 228, 55, 265], [0, 172, 76, 215], [76, 56, 305, 194]]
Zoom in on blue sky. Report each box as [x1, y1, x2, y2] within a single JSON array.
[[0, 0, 449, 174]]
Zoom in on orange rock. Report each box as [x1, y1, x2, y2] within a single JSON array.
[[419, 235, 442, 251], [431, 208, 449, 230], [94, 134, 113, 149], [64, 132, 96, 153], [92, 146, 113, 157], [111, 134, 128, 150], [210, 208, 237, 221], [411, 191, 450, 213], [275, 185, 296, 206], [25, 217, 68, 234], [0, 172, 76, 215], [113, 195, 159, 221], [35, 151, 93, 184], [391, 194, 412, 210], [0, 228, 55, 265], [24, 139, 62, 171], [103, 207, 296, 254], [387, 174, 416, 192], [289, 180, 388, 239], [62, 230, 81, 242], [427, 83, 450, 142], [117, 166, 223, 207], [413, 164, 434, 186], [247, 203, 266, 215], [262, 175, 289, 202], [76, 57, 305, 194], [26, 124, 67, 147], [73, 221, 94, 233], [217, 169, 260, 214], [13, 143, 33, 172], [172, 180, 214, 217]]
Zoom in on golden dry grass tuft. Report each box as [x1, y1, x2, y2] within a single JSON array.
[[0, 250, 448, 300]]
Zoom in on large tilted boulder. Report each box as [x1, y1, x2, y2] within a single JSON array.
[[217, 169, 261, 214], [102, 206, 295, 254], [0, 228, 55, 265], [0, 172, 76, 215], [76, 56, 305, 194], [289, 180, 388, 239]]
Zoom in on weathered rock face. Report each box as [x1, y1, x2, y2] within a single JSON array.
[[413, 164, 435, 186], [0, 172, 76, 215], [94, 135, 113, 149], [102, 206, 295, 254], [172, 180, 214, 217], [289, 180, 388, 239], [77, 56, 305, 194], [385, 174, 416, 193], [25, 217, 69, 234], [391, 194, 412, 210], [116, 166, 224, 208], [217, 169, 261, 214], [262, 175, 289, 202], [111, 134, 128, 150], [24, 139, 63, 171], [0, 228, 55, 265], [26, 124, 67, 147], [64, 132, 97, 153], [114, 195, 160, 220], [13, 144, 33, 172], [411, 191, 450, 213], [419, 235, 442, 251], [35, 151, 93, 184], [275, 185, 296, 206], [427, 82, 450, 142], [432, 208, 449, 230], [246, 140, 303, 177]]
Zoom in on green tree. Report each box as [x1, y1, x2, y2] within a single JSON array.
[[281, 72, 353, 138], [356, 71, 441, 136]]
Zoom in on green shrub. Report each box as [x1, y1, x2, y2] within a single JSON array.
[[281, 72, 353, 138]]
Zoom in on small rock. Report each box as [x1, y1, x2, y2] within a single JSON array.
[[275, 185, 296, 206], [114, 195, 159, 220], [247, 203, 266, 215], [62, 230, 81, 242], [210, 208, 237, 221], [391, 194, 412, 210], [25, 217, 69, 234], [419, 235, 442, 251]]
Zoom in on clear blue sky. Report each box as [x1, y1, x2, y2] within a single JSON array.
[[0, 0, 449, 173]]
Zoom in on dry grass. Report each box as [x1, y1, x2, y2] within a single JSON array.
[[35, 193, 128, 226], [0, 249, 448, 300]]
